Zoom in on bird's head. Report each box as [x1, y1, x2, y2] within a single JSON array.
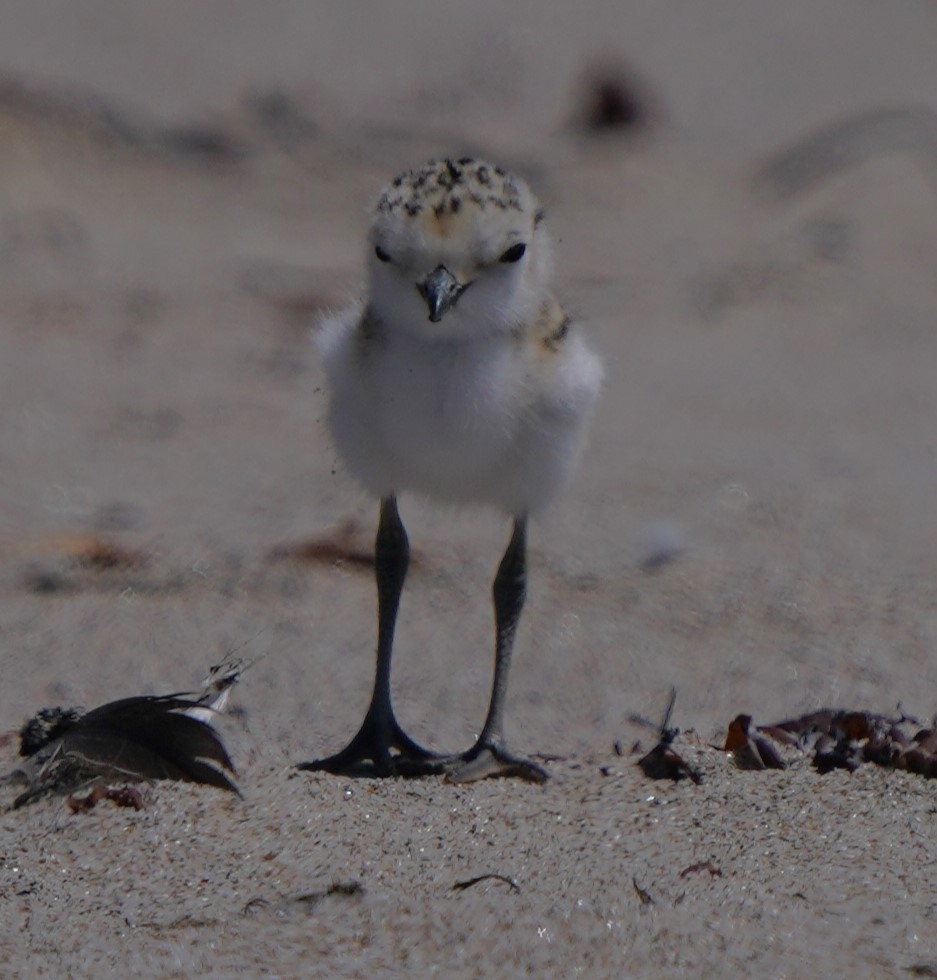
[[366, 157, 552, 340]]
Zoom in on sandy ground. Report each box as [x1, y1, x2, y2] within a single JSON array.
[[2, 1, 937, 975]]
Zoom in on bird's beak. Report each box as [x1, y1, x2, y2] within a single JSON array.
[[417, 265, 468, 322]]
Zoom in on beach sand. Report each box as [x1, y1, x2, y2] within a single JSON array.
[[2, 2, 937, 974]]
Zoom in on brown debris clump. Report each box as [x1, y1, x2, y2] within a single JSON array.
[[67, 784, 144, 814], [723, 708, 937, 779], [635, 694, 937, 786], [759, 708, 937, 778]]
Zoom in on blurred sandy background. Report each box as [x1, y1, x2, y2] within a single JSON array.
[[1, 2, 937, 975]]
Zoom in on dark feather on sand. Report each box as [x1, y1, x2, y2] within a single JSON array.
[[8, 694, 237, 807]]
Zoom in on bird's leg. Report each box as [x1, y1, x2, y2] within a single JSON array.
[[446, 516, 548, 784], [300, 496, 444, 777]]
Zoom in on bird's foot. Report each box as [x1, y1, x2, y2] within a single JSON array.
[[299, 712, 445, 778], [444, 742, 549, 785]]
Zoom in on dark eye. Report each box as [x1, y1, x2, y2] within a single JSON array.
[[499, 242, 526, 263], [374, 245, 391, 263]]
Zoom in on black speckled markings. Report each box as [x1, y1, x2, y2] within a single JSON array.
[[376, 157, 528, 217]]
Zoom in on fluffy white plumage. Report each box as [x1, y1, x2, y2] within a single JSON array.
[[318, 157, 602, 515]]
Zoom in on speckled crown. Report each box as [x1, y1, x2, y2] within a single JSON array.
[[375, 157, 542, 223]]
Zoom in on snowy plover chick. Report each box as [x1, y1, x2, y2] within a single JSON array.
[[304, 157, 603, 782]]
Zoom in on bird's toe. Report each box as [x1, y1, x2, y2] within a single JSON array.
[[445, 744, 549, 784]]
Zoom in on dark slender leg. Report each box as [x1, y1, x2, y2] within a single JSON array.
[[446, 517, 548, 784], [300, 496, 443, 776]]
